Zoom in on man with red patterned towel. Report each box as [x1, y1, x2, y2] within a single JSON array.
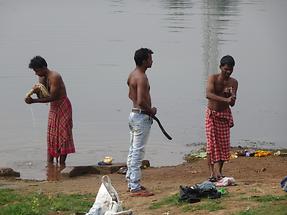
[[205, 55, 238, 182], [25, 56, 75, 166]]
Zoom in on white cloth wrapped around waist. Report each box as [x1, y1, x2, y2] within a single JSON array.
[[25, 83, 50, 98]]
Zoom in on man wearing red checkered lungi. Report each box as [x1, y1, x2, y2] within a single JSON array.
[[25, 56, 75, 166], [205, 55, 238, 182]]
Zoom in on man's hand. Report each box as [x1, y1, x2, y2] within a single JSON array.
[[223, 87, 233, 98], [226, 96, 236, 106], [151, 107, 157, 116], [25, 97, 34, 104], [32, 84, 38, 90]]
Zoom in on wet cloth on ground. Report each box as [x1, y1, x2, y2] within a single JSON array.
[[179, 181, 221, 203], [205, 107, 233, 164], [48, 96, 75, 157]]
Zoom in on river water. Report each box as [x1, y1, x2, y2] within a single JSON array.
[[0, 0, 286, 179]]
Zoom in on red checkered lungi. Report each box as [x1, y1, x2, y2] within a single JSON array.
[[47, 96, 75, 157], [205, 107, 234, 164]]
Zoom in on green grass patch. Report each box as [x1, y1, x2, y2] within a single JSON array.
[[236, 203, 287, 215], [250, 195, 287, 202], [0, 189, 21, 206], [149, 194, 183, 209], [182, 200, 224, 212], [241, 194, 287, 202], [0, 189, 94, 215], [149, 193, 224, 213]]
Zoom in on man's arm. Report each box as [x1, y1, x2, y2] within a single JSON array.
[[229, 79, 238, 107], [206, 75, 230, 103], [137, 77, 156, 116]]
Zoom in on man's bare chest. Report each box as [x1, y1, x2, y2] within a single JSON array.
[[214, 80, 232, 94]]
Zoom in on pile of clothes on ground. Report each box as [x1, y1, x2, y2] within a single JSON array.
[[184, 149, 207, 162], [179, 181, 221, 203], [179, 177, 236, 204], [230, 149, 273, 158]]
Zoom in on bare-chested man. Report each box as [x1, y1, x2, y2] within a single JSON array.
[[205, 55, 238, 182], [126, 48, 156, 197], [25, 56, 75, 166]]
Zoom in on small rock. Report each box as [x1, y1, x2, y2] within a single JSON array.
[[260, 167, 266, 172], [141, 160, 150, 169], [0, 168, 20, 177], [256, 167, 266, 173]]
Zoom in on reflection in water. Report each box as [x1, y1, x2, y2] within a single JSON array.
[[161, 0, 193, 32], [161, 0, 193, 9], [201, 0, 239, 77], [109, 0, 125, 13], [46, 163, 65, 181]]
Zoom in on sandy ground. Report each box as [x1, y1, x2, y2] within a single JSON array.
[[1, 156, 287, 214]]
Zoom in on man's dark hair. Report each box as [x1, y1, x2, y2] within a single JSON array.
[[29, 56, 48, 69], [134, 48, 153, 66], [220, 55, 235, 67]]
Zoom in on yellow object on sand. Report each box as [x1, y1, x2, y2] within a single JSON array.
[[25, 83, 50, 98], [230, 153, 238, 159], [103, 156, 113, 164], [254, 150, 272, 157]]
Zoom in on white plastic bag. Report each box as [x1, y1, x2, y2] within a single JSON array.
[[86, 175, 132, 215]]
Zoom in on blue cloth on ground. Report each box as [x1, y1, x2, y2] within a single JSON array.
[[197, 181, 216, 191]]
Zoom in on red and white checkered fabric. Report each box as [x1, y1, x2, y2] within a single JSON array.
[[47, 96, 75, 158], [205, 107, 234, 164]]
